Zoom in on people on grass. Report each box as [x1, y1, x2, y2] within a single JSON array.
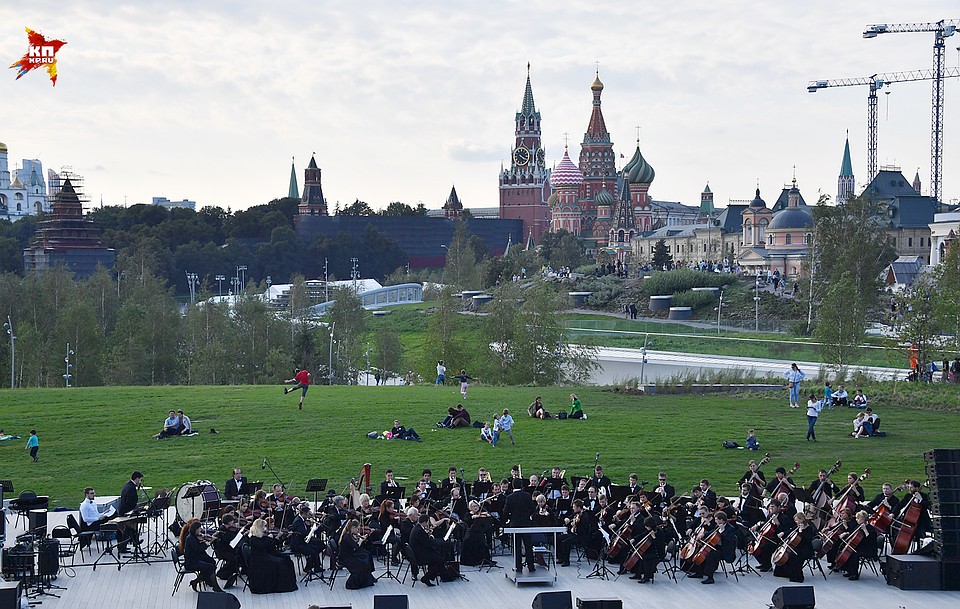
[[784, 363, 805, 408], [155, 410, 181, 439], [745, 428, 759, 450], [25, 429, 39, 462], [833, 385, 849, 407], [283, 367, 311, 410], [498, 408, 516, 445], [805, 392, 822, 442], [852, 389, 868, 408], [451, 369, 475, 399], [435, 360, 446, 386], [528, 396, 548, 419], [569, 393, 585, 419]]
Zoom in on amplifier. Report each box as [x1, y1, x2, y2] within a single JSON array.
[[577, 599, 622, 609], [886, 554, 941, 590], [533, 591, 573, 609], [771, 586, 815, 609], [0, 580, 22, 609]]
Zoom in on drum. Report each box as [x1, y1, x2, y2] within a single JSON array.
[[175, 481, 221, 523]]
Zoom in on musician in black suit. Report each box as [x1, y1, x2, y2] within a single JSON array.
[[807, 469, 838, 523], [380, 469, 400, 495], [866, 482, 902, 515], [629, 516, 666, 583], [503, 485, 536, 572], [224, 468, 247, 500], [440, 467, 463, 499], [117, 471, 143, 552], [409, 511, 445, 586], [699, 512, 737, 584], [896, 480, 932, 539], [588, 465, 611, 495], [557, 499, 596, 566], [626, 473, 643, 497], [289, 504, 324, 574], [652, 472, 676, 514], [698, 479, 718, 510], [750, 500, 793, 572]]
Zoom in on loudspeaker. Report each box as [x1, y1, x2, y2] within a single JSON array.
[[28, 508, 48, 537], [577, 598, 622, 609], [886, 554, 941, 590], [942, 559, 960, 590], [0, 580, 22, 609], [771, 585, 815, 609], [532, 591, 573, 609], [196, 591, 242, 609], [373, 595, 409, 609]]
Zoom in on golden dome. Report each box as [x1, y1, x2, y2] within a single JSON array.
[[591, 74, 604, 92], [0, 142, 7, 153]]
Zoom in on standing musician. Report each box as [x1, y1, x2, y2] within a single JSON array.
[[766, 467, 797, 503], [698, 479, 718, 510], [224, 468, 247, 501], [212, 513, 241, 588], [182, 521, 224, 593], [380, 469, 399, 495], [629, 516, 666, 583], [509, 465, 524, 491], [544, 467, 568, 500], [652, 472, 676, 513], [867, 482, 902, 523], [338, 519, 375, 589], [808, 469, 838, 526], [117, 470, 144, 553], [589, 465, 612, 497], [441, 467, 463, 499], [740, 459, 767, 496], [736, 482, 764, 528], [697, 511, 737, 585], [773, 513, 815, 583], [557, 499, 597, 567], [750, 500, 793, 572], [289, 504, 324, 575], [836, 472, 867, 511]]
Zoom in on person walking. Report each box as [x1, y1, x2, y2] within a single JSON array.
[[435, 360, 446, 386], [805, 392, 823, 442], [283, 367, 311, 411], [25, 429, 39, 462], [784, 363, 805, 408], [499, 408, 516, 446]]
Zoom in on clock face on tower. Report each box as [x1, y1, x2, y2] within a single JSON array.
[[513, 146, 530, 167], [535, 148, 545, 167]]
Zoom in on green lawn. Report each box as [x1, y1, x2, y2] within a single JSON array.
[[3, 385, 958, 509]]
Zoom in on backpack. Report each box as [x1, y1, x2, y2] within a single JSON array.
[[557, 411, 568, 420], [440, 561, 461, 582], [722, 441, 740, 449]]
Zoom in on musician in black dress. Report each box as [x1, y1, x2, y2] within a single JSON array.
[[289, 504, 324, 575], [825, 508, 856, 567], [182, 521, 224, 593], [837, 510, 878, 580], [409, 511, 446, 586], [739, 459, 767, 496], [212, 513, 241, 588], [773, 513, 814, 583], [461, 500, 497, 567], [246, 518, 298, 594], [837, 472, 867, 507], [628, 516, 665, 583], [338, 519, 375, 589], [557, 499, 596, 566], [224, 468, 246, 500], [503, 484, 537, 572], [700, 511, 737, 584]]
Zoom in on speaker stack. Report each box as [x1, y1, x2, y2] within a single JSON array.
[[771, 586, 815, 609], [373, 595, 409, 609], [926, 448, 960, 590], [532, 591, 573, 609]]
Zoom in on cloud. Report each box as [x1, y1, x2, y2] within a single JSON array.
[[446, 140, 503, 163]]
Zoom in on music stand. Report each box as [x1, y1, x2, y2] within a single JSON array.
[[239, 481, 262, 497], [608, 484, 630, 504], [148, 495, 173, 555], [472, 482, 492, 499], [375, 525, 402, 583], [0, 479, 11, 542], [793, 488, 813, 503], [305, 478, 328, 510], [381, 487, 405, 502]]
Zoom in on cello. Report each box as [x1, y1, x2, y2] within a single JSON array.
[[832, 521, 869, 570], [622, 525, 660, 571], [868, 480, 909, 533], [831, 469, 871, 521], [748, 512, 782, 556], [891, 488, 924, 555], [772, 526, 804, 566]]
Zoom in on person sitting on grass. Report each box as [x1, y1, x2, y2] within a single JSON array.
[[449, 404, 471, 428], [177, 409, 192, 435], [528, 396, 548, 420], [865, 408, 882, 436], [569, 393, 585, 419], [745, 428, 760, 450], [851, 412, 872, 438], [391, 419, 422, 442], [833, 385, 849, 408], [479, 421, 494, 445], [852, 389, 868, 408], [155, 410, 182, 439], [438, 407, 457, 428]]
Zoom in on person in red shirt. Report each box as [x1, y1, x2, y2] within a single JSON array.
[[283, 367, 311, 410]]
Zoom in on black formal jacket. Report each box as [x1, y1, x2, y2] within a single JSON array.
[[224, 476, 247, 500], [867, 492, 901, 514], [503, 490, 535, 527], [409, 523, 444, 565], [119, 480, 139, 516]]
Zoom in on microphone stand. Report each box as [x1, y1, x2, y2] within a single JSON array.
[[262, 457, 285, 488]]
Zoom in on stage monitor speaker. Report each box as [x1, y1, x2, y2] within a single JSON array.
[[374, 595, 409, 609], [0, 581, 22, 609], [885, 554, 941, 590], [533, 591, 573, 609], [771, 585, 815, 609], [196, 591, 242, 609], [28, 508, 48, 537], [577, 598, 622, 609]]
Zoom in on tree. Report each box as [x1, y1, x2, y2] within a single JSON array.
[[539, 229, 584, 269], [380, 202, 427, 217], [812, 273, 861, 365], [481, 281, 521, 380], [931, 242, 960, 353], [328, 286, 366, 384], [338, 199, 375, 216], [652, 239, 672, 268], [443, 223, 481, 289], [425, 287, 466, 371], [896, 279, 941, 372], [374, 326, 402, 380]]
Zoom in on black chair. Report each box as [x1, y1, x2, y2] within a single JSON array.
[[171, 547, 206, 595], [50, 525, 79, 572], [11, 491, 37, 528], [326, 536, 341, 590], [239, 545, 252, 592], [399, 543, 421, 587], [66, 514, 97, 559]]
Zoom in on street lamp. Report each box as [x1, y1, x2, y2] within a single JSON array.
[[754, 274, 761, 332], [215, 274, 225, 299], [640, 333, 649, 385], [64, 343, 75, 387], [365, 345, 373, 386], [237, 265, 247, 290], [556, 339, 562, 387], [4, 315, 15, 388], [328, 322, 336, 385], [716, 290, 724, 335], [265, 276, 272, 305], [230, 276, 240, 297], [186, 272, 198, 304]]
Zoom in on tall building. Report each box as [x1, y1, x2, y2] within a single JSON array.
[[498, 65, 551, 242], [288, 158, 299, 199], [838, 133, 855, 204], [299, 155, 328, 216], [0, 140, 50, 221], [442, 185, 463, 220], [579, 73, 620, 247]]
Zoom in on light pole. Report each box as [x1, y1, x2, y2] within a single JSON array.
[[64, 342, 75, 387], [237, 265, 247, 291], [640, 333, 649, 385], [4, 315, 15, 388], [324, 258, 329, 303], [215, 274, 225, 299], [186, 272, 198, 304], [265, 276, 272, 304], [230, 276, 240, 297], [351, 257, 359, 293], [556, 340, 562, 387], [365, 345, 372, 386], [717, 290, 724, 335], [328, 322, 336, 385], [754, 274, 761, 333]]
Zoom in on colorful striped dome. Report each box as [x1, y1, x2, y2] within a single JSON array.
[[550, 149, 584, 188], [623, 143, 655, 184]]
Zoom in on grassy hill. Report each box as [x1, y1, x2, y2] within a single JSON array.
[[2, 385, 957, 509]]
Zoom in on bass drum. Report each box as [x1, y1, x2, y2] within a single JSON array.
[[175, 481, 221, 523]]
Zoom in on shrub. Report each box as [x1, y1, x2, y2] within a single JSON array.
[[670, 290, 717, 311], [639, 269, 731, 296]]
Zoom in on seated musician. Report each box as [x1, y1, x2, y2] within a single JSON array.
[[698, 479, 718, 510], [377, 499, 403, 564], [557, 499, 597, 566], [409, 509, 446, 586], [473, 467, 492, 499], [509, 465, 524, 490], [338, 519, 375, 589], [652, 472, 676, 513], [867, 482, 902, 525], [833, 385, 849, 407], [697, 511, 737, 584], [533, 494, 556, 527], [554, 484, 573, 522], [446, 486, 469, 526], [750, 500, 792, 572], [583, 486, 600, 513], [765, 467, 796, 504], [154, 410, 182, 439], [525, 474, 540, 494], [626, 473, 642, 497], [440, 467, 463, 499], [461, 500, 497, 567], [737, 482, 763, 528], [420, 469, 437, 493], [357, 493, 379, 528], [825, 508, 856, 567], [775, 491, 797, 520], [542, 467, 567, 500], [182, 521, 224, 593], [588, 465, 612, 495], [267, 483, 294, 527], [609, 499, 644, 567], [807, 469, 838, 523], [739, 459, 767, 495], [380, 469, 399, 496], [836, 510, 878, 580], [79, 487, 113, 544], [322, 495, 349, 538], [895, 479, 932, 541], [224, 468, 246, 500], [629, 516, 666, 583], [716, 496, 737, 522], [212, 513, 241, 588], [246, 518, 298, 594], [773, 513, 814, 583], [289, 503, 324, 575]]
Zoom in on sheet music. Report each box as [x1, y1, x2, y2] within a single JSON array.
[[103, 505, 116, 518]]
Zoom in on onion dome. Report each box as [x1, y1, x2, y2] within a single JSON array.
[[591, 74, 604, 92], [623, 143, 655, 184], [549, 148, 584, 188], [768, 206, 813, 230], [11, 173, 23, 189], [0, 141, 7, 153], [595, 185, 615, 207], [749, 188, 766, 208]]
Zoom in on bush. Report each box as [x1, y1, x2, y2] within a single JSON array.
[[639, 269, 731, 296], [578, 276, 627, 308], [670, 290, 717, 311]]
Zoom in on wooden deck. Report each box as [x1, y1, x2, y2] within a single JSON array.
[[4, 509, 960, 609]]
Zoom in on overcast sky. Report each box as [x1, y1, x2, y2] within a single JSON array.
[[1, 1, 958, 213]]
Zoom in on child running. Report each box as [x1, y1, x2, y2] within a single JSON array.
[[452, 369, 475, 400]]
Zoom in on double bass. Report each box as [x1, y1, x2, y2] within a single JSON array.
[[831, 468, 871, 521], [769, 462, 801, 499], [741, 452, 772, 495], [810, 460, 842, 529]]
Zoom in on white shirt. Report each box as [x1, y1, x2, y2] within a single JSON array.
[[180, 414, 192, 432], [806, 399, 823, 417], [79, 498, 103, 526], [437, 364, 446, 376], [784, 369, 806, 384], [499, 414, 514, 431], [833, 389, 848, 399]]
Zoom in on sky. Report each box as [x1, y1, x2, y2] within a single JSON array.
[[1, 1, 959, 213]]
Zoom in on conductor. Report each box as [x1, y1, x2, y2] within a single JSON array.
[[503, 484, 536, 573]]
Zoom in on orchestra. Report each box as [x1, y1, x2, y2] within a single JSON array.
[[51, 456, 939, 597]]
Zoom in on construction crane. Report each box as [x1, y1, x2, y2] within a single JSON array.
[[807, 68, 960, 183], [863, 19, 959, 207]]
